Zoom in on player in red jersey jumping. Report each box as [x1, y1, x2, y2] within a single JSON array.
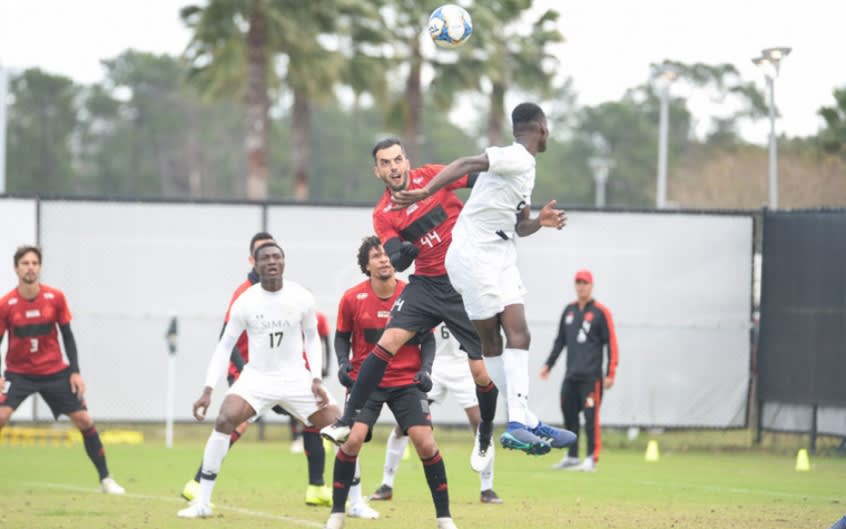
[[0, 246, 125, 494], [325, 235, 455, 529], [322, 138, 499, 473]]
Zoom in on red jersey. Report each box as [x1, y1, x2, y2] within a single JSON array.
[[0, 284, 73, 376], [373, 165, 469, 277], [224, 276, 256, 381], [336, 279, 421, 387]]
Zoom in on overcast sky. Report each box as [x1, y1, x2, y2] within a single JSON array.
[[2, 0, 844, 144]]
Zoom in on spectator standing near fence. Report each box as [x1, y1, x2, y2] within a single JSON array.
[[540, 269, 619, 471], [0, 245, 125, 494]]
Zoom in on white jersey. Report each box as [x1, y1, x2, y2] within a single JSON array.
[[454, 143, 536, 242], [204, 280, 321, 388]]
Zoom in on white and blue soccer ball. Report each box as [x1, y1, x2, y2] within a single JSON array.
[[428, 4, 473, 49]]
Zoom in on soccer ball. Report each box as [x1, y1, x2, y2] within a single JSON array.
[[428, 4, 473, 49]]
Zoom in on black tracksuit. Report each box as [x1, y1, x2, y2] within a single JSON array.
[[545, 299, 618, 462]]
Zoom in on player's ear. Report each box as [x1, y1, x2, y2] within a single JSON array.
[[248, 255, 256, 267]]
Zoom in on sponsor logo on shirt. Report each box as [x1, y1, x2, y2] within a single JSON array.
[[377, 310, 391, 319], [406, 203, 419, 215], [25, 309, 41, 318]]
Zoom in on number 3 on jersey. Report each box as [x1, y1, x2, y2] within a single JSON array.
[[29, 338, 39, 353], [268, 331, 284, 348], [419, 230, 442, 249]]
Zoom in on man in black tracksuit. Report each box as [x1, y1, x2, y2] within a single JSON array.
[[539, 269, 619, 471]]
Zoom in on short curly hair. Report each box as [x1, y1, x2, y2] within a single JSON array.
[[357, 235, 382, 276]]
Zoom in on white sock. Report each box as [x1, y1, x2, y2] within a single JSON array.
[[479, 448, 494, 491], [502, 348, 536, 427], [483, 355, 507, 399], [199, 430, 230, 505], [382, 429, 408, 487], [349, 459, 363, 505]]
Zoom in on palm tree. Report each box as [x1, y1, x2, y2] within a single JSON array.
[[181, 0, 276, 199]]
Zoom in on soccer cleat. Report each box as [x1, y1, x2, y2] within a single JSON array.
[[369, 483, 393, 501], [348, 501, 380, 519], [470, 424, 494, 472], [551, 456, 582, 470], [100, 477, 125, 495], [436, 516, 459, 529], [290, 437, 305, 454], [181, 479, 199, 501], [578, 457, 596, 472], [321, 420, 352, 445], [531, 422, 577, 449], [499, 422, 551, 455], [324, 512, 345, 529], [177, 502, 214, 518], [306, 484, 333, 506], [479, 489, 503, 504]]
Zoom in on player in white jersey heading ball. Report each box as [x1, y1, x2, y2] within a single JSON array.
[[178, 242, 340, 519], [392, 102, 577, 456]]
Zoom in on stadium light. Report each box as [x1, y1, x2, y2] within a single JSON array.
[[752, 47, 791, 209], [652, 64, 678, 209], [588, 133, 614, 208], [0, 64, 7, 194]]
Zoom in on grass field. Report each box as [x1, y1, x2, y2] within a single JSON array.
[[1, 425, 844, 529]]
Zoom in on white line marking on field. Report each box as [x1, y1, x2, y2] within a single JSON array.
[[26, 482, 324, 528], [634, 479, 842, 502]]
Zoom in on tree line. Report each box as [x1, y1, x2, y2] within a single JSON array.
[[5, 0, 845, 208]]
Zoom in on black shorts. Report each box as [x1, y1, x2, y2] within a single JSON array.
[[355, 385, 432, 436], [1, 368, 87, 419], [386, 274, 482, 360]]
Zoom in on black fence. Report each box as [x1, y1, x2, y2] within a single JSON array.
[[757, 209, 846, 446]]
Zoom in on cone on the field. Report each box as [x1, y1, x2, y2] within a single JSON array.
[[644, 440, 660, 462], [795, 448, 811, 472]]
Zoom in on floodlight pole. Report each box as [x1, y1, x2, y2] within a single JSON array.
[[752, 47, 790, 210], [653, 65, 677, 209]]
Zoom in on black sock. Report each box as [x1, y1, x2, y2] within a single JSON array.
[[81, 426, 109, 480], [303, 427, 325, 486], [193, 430, 241, 482], [331, 449, 357, 514], [341, 345, 391, 423], [422, 451, 450, 518], [476, 381, 498, 424]]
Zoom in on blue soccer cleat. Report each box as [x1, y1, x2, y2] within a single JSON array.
[[531, 422, 577, 449], [499, 422, 551, 455]]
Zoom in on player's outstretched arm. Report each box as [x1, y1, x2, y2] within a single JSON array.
[[515, 199, 567, 237], [392, 153, 489, 207]]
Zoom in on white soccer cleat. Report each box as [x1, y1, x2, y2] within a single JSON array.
[[551, 456, 582, 470], [177, 502, 214, 518], [348, 501, 380, 519], [579, 457, 596, 472], [470, 429, 494, 473], [436, 516, 459, 529], [320, 422, 352, 445], [325, 512, 346, 529], [100, 477, 125, 495], [290, 437, 305, 454]]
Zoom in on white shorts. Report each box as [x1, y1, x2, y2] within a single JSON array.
[[445, 232, 527, 320], [428, 357, 478, 410], [226, 366, 334, 426]]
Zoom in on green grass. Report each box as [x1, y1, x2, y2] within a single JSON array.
[[1, 425, 844, 529]]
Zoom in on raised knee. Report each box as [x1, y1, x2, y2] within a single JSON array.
[[214, 414, 238, 434]]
